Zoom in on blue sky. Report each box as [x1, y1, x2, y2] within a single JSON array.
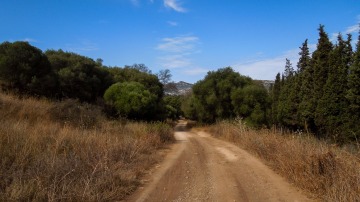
[[1, 0, 360, 83]]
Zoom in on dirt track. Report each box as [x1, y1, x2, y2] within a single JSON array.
[[126, 122, 313, 202]]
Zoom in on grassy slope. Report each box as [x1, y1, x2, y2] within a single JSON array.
[[207, 120, 360, 201], [0, 92, 174, 201]]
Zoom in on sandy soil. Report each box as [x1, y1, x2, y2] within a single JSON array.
[[125, 122, 314, 202]]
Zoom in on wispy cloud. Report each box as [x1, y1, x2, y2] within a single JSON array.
[[130, 0, 139, 6], [233, 49, 300, 80], [157, 36, 198, 53], [164, 0, 186, 12], [167, 21, 178, 27], [183, 67, 209, 76], [330, 20, 360, 42], [345, 24, 359, 34], [158, 54, 191, 68], [156, 35, 199, 69], [65, 40, 98, 52], [22, 38, 38, 43]]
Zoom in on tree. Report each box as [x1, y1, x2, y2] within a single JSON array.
[[347, 26, 360, 141], [163, 95, 183, 119], [190, 67, 265, 123], [312, 25, 333, 135], [232, 84, 269, 127], [277, 59, 298, 128], [129, 63, 152, 74], [107, 66, 165, 119], [0, 41, 57, 96], [297, 39, 311, 73], [157, 69, 172, 85], [317, 34, 352, 140], [283, 58, 294, 79], [104, 82, 157, 120], [46, 50, 112, 102], [270, 73, 281, 124]]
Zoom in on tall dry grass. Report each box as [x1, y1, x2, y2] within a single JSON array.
[[208, 120, 360, 201], [0, 92, 174, 201]]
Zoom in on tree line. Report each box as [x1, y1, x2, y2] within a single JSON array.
[[181, 24, 360, 144], [0, 41, 179, 121], [271, 25, 360, 143]]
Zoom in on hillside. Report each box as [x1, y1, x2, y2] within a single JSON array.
[[164, 81, 193, 95]]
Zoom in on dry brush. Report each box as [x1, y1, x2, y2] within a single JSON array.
[[0, 92, 174, 201]]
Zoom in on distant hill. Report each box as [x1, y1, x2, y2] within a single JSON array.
[[164, 80, 272, 95], [164, 81, 193, 95]]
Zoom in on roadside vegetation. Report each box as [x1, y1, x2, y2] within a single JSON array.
[[0, 92, 174, 201], [207, 120, 360, 201], [1, 23, 360, 200], [182, 25, 360, 145]]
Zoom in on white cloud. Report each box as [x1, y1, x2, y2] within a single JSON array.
[[156, 36, 198, 53], [167, 21, 178, 26], [233, 49, 300, 80], [183, 67, 209, 76], [159, 54, 191, 68], [164, 0, 186, 12], [156, 35, 200, 69], [330, 21, 359, 42], [65, 40, 98, 52], [22, 38, 38, 43], [345, 24, 359, 34]]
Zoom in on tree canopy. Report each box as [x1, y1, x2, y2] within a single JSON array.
[[0, 41, 57, 96]]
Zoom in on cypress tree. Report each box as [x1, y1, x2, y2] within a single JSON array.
[[277, 59, 296, 127], [297, 39, 311, 73], [318, 34, 352, 141], [312, 25, 333, 135], [347, 26, 360, 141], [271, 73, 281, 124], [295, 39, 311, 128], [298, 40, 315, 133]]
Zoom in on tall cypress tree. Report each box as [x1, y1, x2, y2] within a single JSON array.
[[298, 40, 315, 133], [312, 25, 333, 135], [297, 39, 311, 73], [296, 39, 311, 128], [347, 26, 360, 141], [318, 34, 353, 141], [271, 73, 281, 124], [277, 59, 296, 127]]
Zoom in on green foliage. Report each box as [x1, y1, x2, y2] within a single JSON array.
[[346, 28, 360, 141], [271, 24, 360, 144], [191, 67, 252, 122], [0, 41, 57, 96], [163, 95, 183, 120], [104, 82, 158, 120], [232, 84, 269, 126], [107, 66, 163, 99], [0, 42, 167, 121], [317, 34, 352, 140], [186, 67, 269, 127], [45, 50, 112, 102]]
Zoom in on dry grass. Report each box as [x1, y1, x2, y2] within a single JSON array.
[[0, 92, 174, 201], [207, 120, 360, 202]]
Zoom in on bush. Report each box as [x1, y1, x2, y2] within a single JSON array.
[[104, 82, 158, 120]]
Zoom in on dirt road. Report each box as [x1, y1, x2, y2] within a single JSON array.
[[126, 122, 313, 202]]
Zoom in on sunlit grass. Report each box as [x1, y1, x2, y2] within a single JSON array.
[[0, 92, 174, 201], [208, 120, 360, 201]]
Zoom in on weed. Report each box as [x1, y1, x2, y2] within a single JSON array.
[[208, 121, 360, 201]]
